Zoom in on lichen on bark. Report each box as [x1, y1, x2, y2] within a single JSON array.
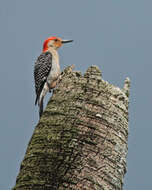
[[12, 65, 130, 190]]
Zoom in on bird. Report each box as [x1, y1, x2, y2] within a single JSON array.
[[34, 36, 73, 118]]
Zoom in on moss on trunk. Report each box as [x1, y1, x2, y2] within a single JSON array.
[[12, 65, 130, 190]]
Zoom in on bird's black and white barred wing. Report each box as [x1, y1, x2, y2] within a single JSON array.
[[34, 51, 52, 105]]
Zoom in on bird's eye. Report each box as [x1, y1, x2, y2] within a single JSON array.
[[54, 39, 58, 42]]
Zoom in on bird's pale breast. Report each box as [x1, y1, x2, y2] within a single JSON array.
[[47, 48, 60, 89]]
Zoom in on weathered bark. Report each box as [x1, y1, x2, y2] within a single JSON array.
[[12, 65, 130, 190]]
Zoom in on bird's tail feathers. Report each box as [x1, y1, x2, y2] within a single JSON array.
[[39, 97, 44, 118], [37, 82, 49, 118]]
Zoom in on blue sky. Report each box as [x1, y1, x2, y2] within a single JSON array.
[[0, 0, 152, 189]]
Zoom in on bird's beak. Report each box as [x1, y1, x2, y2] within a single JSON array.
[[62, 40, 73, 44]]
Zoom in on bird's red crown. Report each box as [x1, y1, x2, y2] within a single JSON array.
[[43, 36, 61, 52]]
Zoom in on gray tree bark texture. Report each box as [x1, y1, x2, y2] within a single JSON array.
[[12, 65, 130, 190]]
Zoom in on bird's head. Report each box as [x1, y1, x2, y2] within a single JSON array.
[[43, 36, 73, 52]]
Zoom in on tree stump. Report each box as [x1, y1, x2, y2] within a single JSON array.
[[12, 65, 130, 190]]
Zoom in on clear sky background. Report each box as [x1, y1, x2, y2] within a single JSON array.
[[0, 0, 151, 189]]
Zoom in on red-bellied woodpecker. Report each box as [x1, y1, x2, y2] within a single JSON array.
[[34, 36, 73, 118]]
